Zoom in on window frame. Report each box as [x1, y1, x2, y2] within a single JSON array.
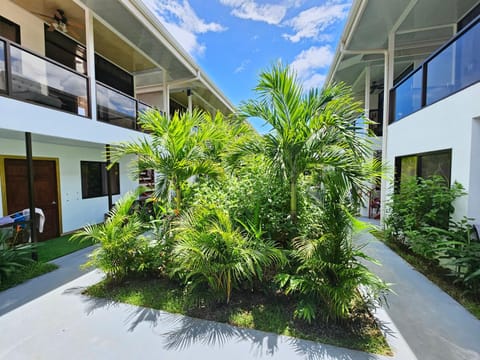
[[394, 149, 452, 192], [0, 15, 20, 44], [80, 161, 120, 199]]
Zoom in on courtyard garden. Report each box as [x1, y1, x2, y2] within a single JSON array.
[[73, 64, 391, 354]]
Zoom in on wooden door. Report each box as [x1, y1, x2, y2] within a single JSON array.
[[4, 158, 60, 241]]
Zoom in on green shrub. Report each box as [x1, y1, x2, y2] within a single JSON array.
[[0, 230, 34, 285], [385, 175, 479, 296], [385, 176, 465, 245], [277, 181, 389, 323], [191, 157, 297, 245], [423, 219, 480, 295], [171, 206, 286, 303], [72, 191, 165, 280]]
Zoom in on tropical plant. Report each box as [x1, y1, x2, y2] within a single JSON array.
[[240, 63, 380, 221], [427, 219, 480, 294], [171, 206, 286, 303], [71, 190, 163, 280], [277, 171, 389, 322], [191, 156, 296, 244], [0, 229, 33, 285], [385, 176, 466, 245], [109, 109, 224, 213]]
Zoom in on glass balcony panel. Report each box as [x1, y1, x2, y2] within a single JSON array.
[[394, 68, 423, 121], [0, 41, 6, 92], [136, 101, 153, 132], [96, 82, 136, 130], [9, 45, 88, 116], [426, 21, 480, 105]]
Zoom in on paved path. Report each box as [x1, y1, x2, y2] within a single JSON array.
[[356, 219, 480, 360], [0, 270, 411, 360], [0, 245, 94, 316]]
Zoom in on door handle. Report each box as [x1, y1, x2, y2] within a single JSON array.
[[51, 201, 57, 205]]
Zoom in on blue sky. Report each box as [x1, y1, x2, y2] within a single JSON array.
[[142, 0, 351, 132]]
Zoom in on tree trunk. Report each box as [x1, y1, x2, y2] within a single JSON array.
[[290, 180, 297, 222], [174, 184, 181, 215]]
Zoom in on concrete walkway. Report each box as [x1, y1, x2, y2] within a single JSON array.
[[0, 269, 412, 360], [0, 245, 94, 316], [357, 218, 480, 360]]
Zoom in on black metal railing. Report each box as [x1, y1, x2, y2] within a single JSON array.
[[390, 17, 480, 122]]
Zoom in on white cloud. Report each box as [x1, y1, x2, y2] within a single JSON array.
[[290, 46, 333, 89], [234, 59, 251, 73], [220, 0, 287, 25], [142, 0, 226, 56], [302, 73, 326, 89], [283, 2, 349, 43]]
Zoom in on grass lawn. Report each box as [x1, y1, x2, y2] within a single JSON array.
[[0, 262, 58, 292], [0, 234, 94, 292], [86, 277, 392, 355], [37, 234, 95, 262], [372, 230, 480, 320]]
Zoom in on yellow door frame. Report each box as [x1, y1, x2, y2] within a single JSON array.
[[0, 155, 63, 235]]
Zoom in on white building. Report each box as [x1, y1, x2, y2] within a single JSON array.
[[326, 0, 480, 222], [0, 0, 234, 240]]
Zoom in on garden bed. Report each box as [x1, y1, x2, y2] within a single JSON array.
[[86, 277, 392, 355], [373, 230, 480, 319]]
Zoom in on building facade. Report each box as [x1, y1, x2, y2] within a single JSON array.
[[0, 0, 234, 240], [326, 0, 480, 222]]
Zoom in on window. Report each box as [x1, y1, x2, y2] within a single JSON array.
[[0, 15, 20, 44], [395, 150, 452, 191], [81, 161, 120, 199], [95, 54, 133, 96], [44, 27, 87, 74]]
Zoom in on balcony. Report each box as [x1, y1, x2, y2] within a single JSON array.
[[0, 36, 153, 132], [391, 17, 480, 122], [0, 37, 89, 117]]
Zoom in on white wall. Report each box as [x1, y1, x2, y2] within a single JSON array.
[[0, 137, 138, 233], [0, 96, 148, 145], [1, 0, 45, 55], [386, 82, 480, 221]]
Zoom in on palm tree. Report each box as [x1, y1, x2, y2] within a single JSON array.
[[240, 63, 380, 221], [171, 207, 285, 303], [109, 109, 223, 213]]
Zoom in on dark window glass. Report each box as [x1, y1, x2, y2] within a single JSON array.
[[0, 15, 20, 44], [170, 98, 186, 117], [368, 109, 383, 136], [95, 55, 133, 96], [400, 156, 417, 184], [81, 161, 120, 199], [44, 27, 87, 74], [419, 152, 451, 181], [395, 150, 452, 192]]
